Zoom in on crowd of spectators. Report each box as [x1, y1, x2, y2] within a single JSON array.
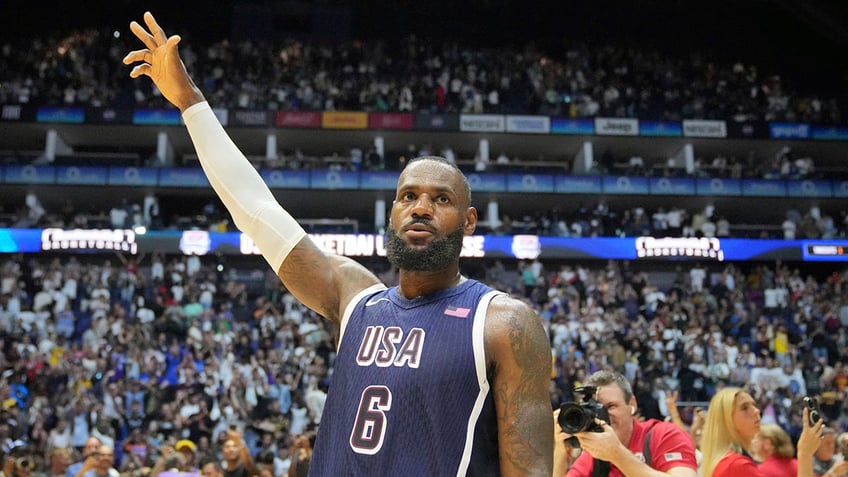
[[0, 16, 847, 477], [0, 27, 842, 124], [0, 248, 845, 476]]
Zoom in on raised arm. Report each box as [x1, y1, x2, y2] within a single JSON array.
[[485, 295, 553, 476], [123, 12, 382, 321], [664, 390, 688, 432], [796, 407, 825, 477]]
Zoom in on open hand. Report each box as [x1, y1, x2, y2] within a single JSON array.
[[122, 11, 204, 111]]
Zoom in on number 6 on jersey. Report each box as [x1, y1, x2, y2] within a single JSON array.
[[350, 385, 392, 455]]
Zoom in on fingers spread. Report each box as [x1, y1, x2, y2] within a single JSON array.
[[122, 49, 148, 65], [144, 11, 169, 46], [129, 64, 151, 79], [129, 21, 157, 51]]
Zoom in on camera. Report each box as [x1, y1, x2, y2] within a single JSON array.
[[558, 386, 610, 437], [15, 458, 35, 471], [803, 396, 822, 426]]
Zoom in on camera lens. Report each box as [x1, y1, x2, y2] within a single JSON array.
[[558, 403, 592, 434]]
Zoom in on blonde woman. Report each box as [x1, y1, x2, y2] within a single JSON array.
[[701, 388, 822, 477]]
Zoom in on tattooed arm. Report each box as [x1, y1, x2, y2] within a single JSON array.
[[486, 295, 554, 477], [278, 239, 383, 324]]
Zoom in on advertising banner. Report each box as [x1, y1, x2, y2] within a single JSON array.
[[550, 118, 594, 135], [505, 115, 550, 134], [1, 104, 37, 122], [368, 113, 414, 130], [413, 113, 459, 131], [594, 117, 639, 136], [639, 121, 682, 137], [310, 170, 359, 189], [321, 111, 368, 129], [231, 110, 271, 127], [465, 173, 507, 192], [812, 126, 848, 141], [360, 171, 401, 190], [786, 180, 833, 198], [683, 119, 727, 138], [602, 176, 650, 194], [649, 177, 696, 195], [695, 178, 742, 196], [741, 179, 787, 197], [769, 122, 810, 139], [157, 168, 210, 187], [556, 175, 602, 194], [36, 107, 85, 124], [55, 166, 107, 185], [85, 107, 133, 124], [506, 173, 555, 193], [727, 120, 769, 139], [261, 169, 310, 189], [4, 165, 55, 184], [832, 181, 848, 198], [108, 167, 160, 186], [459, 114, 505, 132], [276, 111, 322, 128], [3, 228, 848, 262], [132, 109, 182, 126]]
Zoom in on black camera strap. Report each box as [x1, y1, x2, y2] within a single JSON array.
[[591, 459, 611, 477], [591, 426, 656, 477]]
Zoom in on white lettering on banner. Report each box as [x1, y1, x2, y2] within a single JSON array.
[[747, 182, 782, 194], [42, 228, 137, 254], [682, 119, 727, 138], [512, 235, 541, 260], [561, 179, 600, 190], [279, 114, 318, 127], [234, 111, 267, 125], [771, 124, 810, 138], [459, 114, 505, 132], [461, 236, 486, 258], [240, 234, 483, 258], [636, 237, 724, 261], [594, 118, 639, 136], [2, 105, 22, 120], [180, 230, 211, 255], [506, 115, 550, 133]]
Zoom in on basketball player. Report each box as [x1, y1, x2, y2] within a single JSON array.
[[124, 12, 552, 476]]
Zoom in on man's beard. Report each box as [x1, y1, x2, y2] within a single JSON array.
[[385, 223, 465, 271]]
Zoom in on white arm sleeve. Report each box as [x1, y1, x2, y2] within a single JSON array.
[[182, 102, 306, 271]]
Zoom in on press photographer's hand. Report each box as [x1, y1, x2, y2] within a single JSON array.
[[573, 419, 626, 463]]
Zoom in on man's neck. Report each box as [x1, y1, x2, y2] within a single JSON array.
[[397, 270, 464, 299]]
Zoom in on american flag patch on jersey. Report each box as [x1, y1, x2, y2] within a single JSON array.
[[444, 305, 471, 318], [664, 452, 682, 461]]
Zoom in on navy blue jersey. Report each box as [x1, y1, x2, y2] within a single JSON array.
[[308, 279, 503, 477]]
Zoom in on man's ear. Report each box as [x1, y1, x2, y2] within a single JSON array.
[[464, 207, 477, 235]]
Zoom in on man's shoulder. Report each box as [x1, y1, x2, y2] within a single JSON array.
[[640, 418, 690, 439]]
